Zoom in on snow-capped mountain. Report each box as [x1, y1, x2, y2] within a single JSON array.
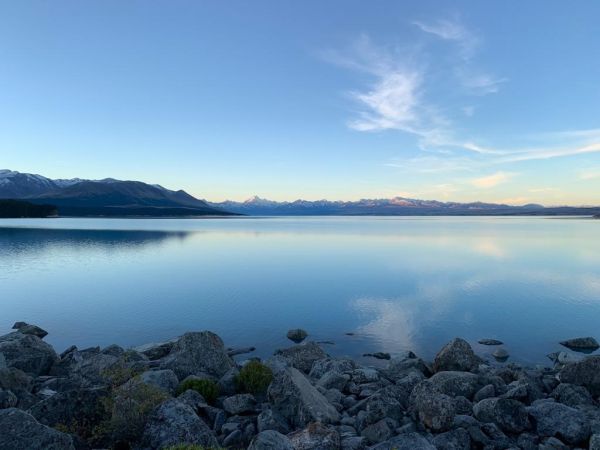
[[0, 170, 231, 216]]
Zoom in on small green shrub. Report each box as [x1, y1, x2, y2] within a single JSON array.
[[235, 360, 273, 394], [176, 378, 219, 404]]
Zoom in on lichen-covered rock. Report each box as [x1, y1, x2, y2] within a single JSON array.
[[0, 331, 58, 376], [369, 432, 436, 450], [559, 356, 600, 396], [134, 340, 175, 360], [550, 382, 595, 407], [267, 366, 340, 428], [527, 400, 590, 444], [309, 357, 357, 379], [142, 398, 218, 449], [28, 386, 109, 428], [431, 427, 471, 450], [433, 338, 481, 373], [274, 342, 327, 374], [12, 322, 48, 339], [287, 422, 341, 450], [472, 397, 530, 433], [429, 371, 482, 399], [317, 370, 349, 391], [0, 408, 75, 450], [248, 429, 294, 450], [409, 380, 456, 432], [160, 331, 235, 379], [360, 418, 393, 444], [222, 393, 257, 415], [0, 367, 34, 408], [138, 369, 179, 394], [257, 407, 291, 434]]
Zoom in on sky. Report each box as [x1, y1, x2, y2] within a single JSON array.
[[2, 1, 600, 205]]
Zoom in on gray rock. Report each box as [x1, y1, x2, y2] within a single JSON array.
[[222, 393, 257, 415], [287, 422, 341, 450], [274, 342, 327, 373], [223, 429, 244, 447], [590, 434, 600, 450], [142, 398, 218, 449], [361, 418, 393, 444], [363, 385, 409, 423], [177, 388, 208, 411], [28, 386, 109, 428], [492, 348, 509, 361], [317, 370, 349, 391], [429, 371, 481, 399], [550, 383, 595, 407], [384, 355, 431, 381], [12, 323, 48, 339], [341, 436, 366, 450], [528, 400, 590, 444], [431, 428, 471, 450], [472, 397, 530, 433], [248, 430, 294, 450], [539, 436, 569, 450], [309, 358, 357, 379], [101, 344, 125, 357], [287, 328, 308, 343], [0, 331, 58, 376], [0, 408, 75, 450], [134, 339, 176, 360], [267, 366, 340, 428], [473, 384, 495, 402], [560, 337, 600, 351], [409, 380, 456, 432], [159, 331, 235, 379], [0, 367, 34, 408], [217, 366, 240, 396], [363, 352, 391, 360], [433, 338, 481, 373], [559, 355, 600, 396], [139, 369, 179, 394], [369, 432, 436, 450], [0, 389, 17, 408], [478, 338, 503, 345], [257, 408, 291, 434], [453, 395, 473, 415], [0, 352, 5, 370]]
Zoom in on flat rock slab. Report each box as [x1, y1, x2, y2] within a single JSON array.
[[478, 339, 503, 346], [560, 337, 600, 352]]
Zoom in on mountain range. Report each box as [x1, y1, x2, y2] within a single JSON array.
[[2, 169, 600, 217]]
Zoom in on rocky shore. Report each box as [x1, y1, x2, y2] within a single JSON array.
[[1, 323, 600, 450]]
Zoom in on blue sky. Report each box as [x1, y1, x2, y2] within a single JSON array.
[[2, 1, 600, 205]]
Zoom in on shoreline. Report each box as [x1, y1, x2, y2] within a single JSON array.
[[2, 323, 600, 450]]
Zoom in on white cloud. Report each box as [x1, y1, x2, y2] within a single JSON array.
[[579, 167, 600, 180], [471, 171, 515, 188], [413, 18, 478, 59]]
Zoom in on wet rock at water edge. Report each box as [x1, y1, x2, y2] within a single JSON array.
[[478, 338, 503, 345], [433, 338, 481, 373], [287, 328, 308, 343], [363, 352, 391, 360], [560, 337, 600, 352], [12, 322, 48, 339], [493, 348, 510, 361], [273, 341, 327, 373]]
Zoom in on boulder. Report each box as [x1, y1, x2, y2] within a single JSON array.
[[274, 342, 327, 373], [527, 400, 590, 444], [492, 348, 509, 361], [473, 384, 496, 402], [217, 366, 240, 396], [472, 397, 530, 433], [384, 354, 431, 381], [267, 366, 340, 428], [0, 331, 58, 376], [134, 340, 176, 360], [560, 337, 600, 352], [559, 356, 600, 396], [550, 383, 595, 407], [433, 338, 481, 373], [138, 369, 179, 395], [28, 386, 109, 428], [0, 367, 34, 408], [287, 328, 308, 343], [0, 408, 75, 450], [257, 408, 291, 434], [0, 389, 17, 408], [222, 393, 257, 415], [317, 370, 349, 391], [142, 398, 218, 449], [431, 428, 471, 450], [12, 322, 48, 339], [369, 432, 436, 450], [309, 358, 357, 379], [360, 418, 393, 444], [590, 434, 600, 450], [287, 422, 341, 450], [409, 380, 456, 432], [363, 385, 409, 424], [248, 430, 294, 450], [429, 371, 482, 399], [159, 331, 235, 379]]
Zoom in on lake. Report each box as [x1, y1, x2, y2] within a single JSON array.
[[1, 216, 599, 366]]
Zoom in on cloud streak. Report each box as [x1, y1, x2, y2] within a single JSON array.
[[471, 171, 516, 188]]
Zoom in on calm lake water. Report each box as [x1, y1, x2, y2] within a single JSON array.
[[1, 216, 599, 366]]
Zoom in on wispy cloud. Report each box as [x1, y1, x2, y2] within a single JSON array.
[[471, 171, 516, 188], [413, 18, 478, 59], [579, 167, 600, 180]]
